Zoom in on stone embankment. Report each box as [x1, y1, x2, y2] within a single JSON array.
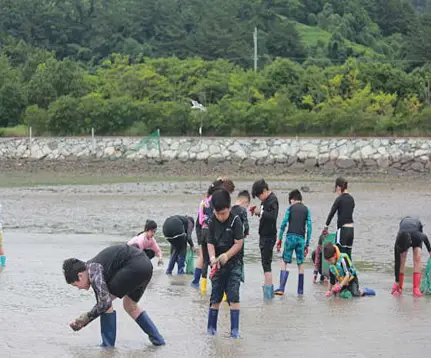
[[1, 136, 431, 173]]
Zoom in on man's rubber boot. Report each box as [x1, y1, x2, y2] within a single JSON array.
[[177, 255, 185, 275], [100, 311, 117, 347], [135, 311, 166, 346], [165, 255, 176, 275], [298, 273, 304, 295], [207, 308, 218, 335], [413, 272, 423, 297], [263, 285, 273, 300], [274, 270, 289, 295], [191, 268, 202, 288], [201, 278, 207, 293], [361, 288, 376, 296], [230, 309, 240, 339]]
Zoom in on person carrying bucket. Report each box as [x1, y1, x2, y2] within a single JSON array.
[[275, 189, 312, 296], [323, 177, 355, 259], [323, 242, 375, 298], [392, 216, 431, 297], [163, 215, 195, 275], [63, 244, 165, 347], [127, 219, 163, 266]]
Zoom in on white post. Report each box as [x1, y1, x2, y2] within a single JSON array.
[[29, 126, 32, 156], [253, 27, 258, 72], [91, 128, 96, 155]]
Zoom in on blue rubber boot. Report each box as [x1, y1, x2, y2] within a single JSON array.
[[263, 285, 273, 300], [362, 288, 376, 296], [177, 255, 185, 275], [191, 268, 202, 288], [100, 311, 116, 347], [0, 255, 6, 268], [298, 273, 304, 295], [230, 309, 240, 339], [165, 255, 176, 275], [135, 311, 166, 346], [274, 270, 289, 295], [207, 308, 218, 335]]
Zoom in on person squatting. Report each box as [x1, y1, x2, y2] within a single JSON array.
[[162, 215, 195, 275], [392, 216, 431, 297], [63, 244, 165, 347]]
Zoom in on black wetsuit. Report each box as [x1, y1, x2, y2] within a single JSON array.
[[258, 192, 279, 273], [326, 193, 355, 258]]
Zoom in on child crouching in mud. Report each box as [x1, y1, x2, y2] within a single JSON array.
[[127, 219, 163, 266], [323, 242, 375, 298]]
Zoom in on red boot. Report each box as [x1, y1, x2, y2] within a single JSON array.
[[413, 272, 423, 297]]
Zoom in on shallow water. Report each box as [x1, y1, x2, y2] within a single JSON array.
[[1, 181, 431, 357]]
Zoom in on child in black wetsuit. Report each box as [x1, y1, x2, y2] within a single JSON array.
[[324, 177, 355, 258], [251, 179, 279, 300]]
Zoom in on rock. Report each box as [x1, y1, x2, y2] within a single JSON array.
[[304, 158, 317, 169], [411, 162, 424, 172], [104, 146, 116, 156], [317, 155, 330, 165], [376, 158, 390, 169], [414, 149, 428, 157], [250, 150, 268, 159], [336, 157, 356, 169], [360, 145, 376, 158]]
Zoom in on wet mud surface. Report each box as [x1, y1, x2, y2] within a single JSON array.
[[1, 179, 431, 357]]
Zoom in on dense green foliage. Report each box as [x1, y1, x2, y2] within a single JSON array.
[[1, 0, 431, 136]]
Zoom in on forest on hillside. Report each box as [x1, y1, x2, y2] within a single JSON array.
[[1, 0, 431, 136]]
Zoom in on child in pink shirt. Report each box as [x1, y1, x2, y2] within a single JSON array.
[[128, 220, 163, 266]]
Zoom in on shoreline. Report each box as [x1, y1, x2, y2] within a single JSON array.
[[0, 158, 429, 187]]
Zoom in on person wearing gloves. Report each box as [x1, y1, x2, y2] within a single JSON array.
[[0, 204, 6, 271], [127, 219, 163, 265], [250, 179, 279, 300], [163, 215, 196, 275], [62, 244, 165, 348], [392, 216, 431, 297], [323, 242, 375, 298], [206, 189, 243, 339], [323, 177, 355, 259], [275, 189, 312, 296]]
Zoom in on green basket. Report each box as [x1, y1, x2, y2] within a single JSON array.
[[185, 248, 195, 275], [420, 257, 431, 294], [321, 233, 336, 277]]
